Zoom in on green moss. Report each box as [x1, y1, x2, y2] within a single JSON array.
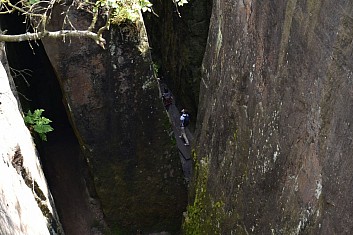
[[109, 0, 152, 25], [162, 112, 172, 130], [233, 129, 238, 142], [191, 149, 197, 162], [182, 156, 224, 235], [152, 62, 160, 77]]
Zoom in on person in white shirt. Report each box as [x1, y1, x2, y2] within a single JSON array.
[[179, 109, 190, 146]]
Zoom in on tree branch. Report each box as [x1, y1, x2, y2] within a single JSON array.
[[0, 30, 105, 46], [95, 9, 113, 48]]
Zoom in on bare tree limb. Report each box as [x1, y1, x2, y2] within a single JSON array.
[[88, 9, 99, 31], [95, 9, 112, 48], [0, 30, 105, 46], [5, 0, 43, 18], [10, 67, 32, 87]]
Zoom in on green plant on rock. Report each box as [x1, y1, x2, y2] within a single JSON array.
[[24, 109, 53, 141], [98, 0, 154, 25], [152, 62, 159, 77]]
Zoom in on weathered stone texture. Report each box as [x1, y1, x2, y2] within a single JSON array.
[[191, 0, 353, 234], [41, 7, 187, 234]]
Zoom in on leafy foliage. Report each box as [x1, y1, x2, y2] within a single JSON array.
[[96, 0, 154, 24], [24, 109, 54, 141]]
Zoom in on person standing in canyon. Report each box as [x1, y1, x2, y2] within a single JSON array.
[[179, 109, 190, 146], [162, 88, 173, 110]]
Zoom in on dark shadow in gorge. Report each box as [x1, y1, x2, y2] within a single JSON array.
[[1, 13, 106, 235], [143, 0, 212, 129]]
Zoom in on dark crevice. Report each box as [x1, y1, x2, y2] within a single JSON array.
[[1, 13, 106, 235], [143, 0, 212, 128]]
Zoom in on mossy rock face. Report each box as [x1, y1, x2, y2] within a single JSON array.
[[41, 7, 187, 234], [190, 0, 353, 234], [182, 155, 224, 235]]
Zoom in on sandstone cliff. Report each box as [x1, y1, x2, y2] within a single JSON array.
[[187, 0, 353, 234], [0, 50, 62, 235]]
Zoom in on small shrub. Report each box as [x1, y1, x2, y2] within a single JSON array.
[[24, 109, 53, 141]]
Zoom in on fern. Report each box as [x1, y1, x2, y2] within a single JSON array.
[[24, 109, 54, 141]]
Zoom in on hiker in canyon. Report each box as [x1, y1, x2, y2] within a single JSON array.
[[161, 87, 173, 110], [179, 109, 190, 146]]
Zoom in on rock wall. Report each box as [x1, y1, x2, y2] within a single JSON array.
[[187, 0, 353, 234], [0, 50, 62, 235], [41, 6, 187, 234]]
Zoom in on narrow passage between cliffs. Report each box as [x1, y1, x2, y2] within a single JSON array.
[[159, 83, 193, 182]]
